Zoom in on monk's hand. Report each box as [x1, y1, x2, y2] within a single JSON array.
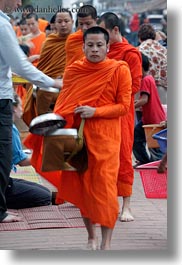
[[74, 106, 96, 118]]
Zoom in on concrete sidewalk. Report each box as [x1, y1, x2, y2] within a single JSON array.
[[0, 170, 167, 250]]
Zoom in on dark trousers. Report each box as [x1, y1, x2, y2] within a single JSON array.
[[6, 178, 51, 209], [0, 99, 13, 221], [133, 120, 164, 164]]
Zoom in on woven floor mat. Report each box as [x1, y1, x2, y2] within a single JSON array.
[[10, 166, 42, 184], [0, 203, 85, 231], [136, 161, 167, 199]]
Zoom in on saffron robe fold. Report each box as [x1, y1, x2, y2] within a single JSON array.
[[38, 18, 49, 32], [29, 32, 46, 67], [23, 134, 62, 189], [23, 34, 69, 189], [37, 33, 68, 78], [65, 30, 84, 67], [24, 58, 132, 228], [36, 33, 68, 115], [107, 39, 142, 196]]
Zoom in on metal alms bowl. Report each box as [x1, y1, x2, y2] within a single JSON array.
[[29, 113, 67, 136], [32, 85, 60, 98]]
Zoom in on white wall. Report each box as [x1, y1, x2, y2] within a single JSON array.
[[62, 0, 75, 8]]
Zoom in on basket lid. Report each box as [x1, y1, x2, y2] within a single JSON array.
[[29, 113, 66, 136], [142, 124, 164, 128]]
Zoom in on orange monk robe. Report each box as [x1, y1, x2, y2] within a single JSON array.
[[65, 30, 84, 67], [13, 25, 19, 36], [37, 33, 68, 78], [23, 31, 69, 200], [54, 57, 132, 228], [15, 25, 22, 37], [107, 37, 142, 197], [23, 33, 66, 200], [24, 34, 70, 193], [23, 133, 63, 204], [29, 32, 46, 67], [24, 58, 132, 227], [15, 19, 48, 37], [14, 84, 27, 110], [38, 18, 49, 32]]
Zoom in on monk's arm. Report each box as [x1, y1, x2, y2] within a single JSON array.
[[94, 65, 132, 118]]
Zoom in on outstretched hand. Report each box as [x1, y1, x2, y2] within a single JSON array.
[[53, 78, 63, 89]]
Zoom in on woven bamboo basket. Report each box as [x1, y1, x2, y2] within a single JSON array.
[[143, 124, 166, 148]]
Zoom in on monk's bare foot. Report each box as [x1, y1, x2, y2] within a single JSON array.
[[157, 161, 167, 173], [119, 208, 134, 222], [157, 153, 167, 173], [1, 213, 22, 223], [119, 197, 134, 222], [157, 165, 167, 173], [87, 238, 98, 250], [100, 243, 111, 250]]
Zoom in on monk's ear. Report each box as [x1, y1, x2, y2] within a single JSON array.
[[82, 44, 85, 52], [107, 44, 110, 53], [114, 25, 119, 33]]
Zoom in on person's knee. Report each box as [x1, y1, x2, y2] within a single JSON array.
[[34, 189, 51, 206]]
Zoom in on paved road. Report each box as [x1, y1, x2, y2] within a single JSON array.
[[0, 171, 167, 250]]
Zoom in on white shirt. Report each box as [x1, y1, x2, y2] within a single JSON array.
[[0, 11, 54, 100]]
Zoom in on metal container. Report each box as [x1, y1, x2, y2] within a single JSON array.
[[29, 113, 66, 136], [32, 85, 60, 98], [42, 128, 83, 172]]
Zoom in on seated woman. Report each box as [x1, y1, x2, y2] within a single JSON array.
[[5, 93, 54, 209]]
